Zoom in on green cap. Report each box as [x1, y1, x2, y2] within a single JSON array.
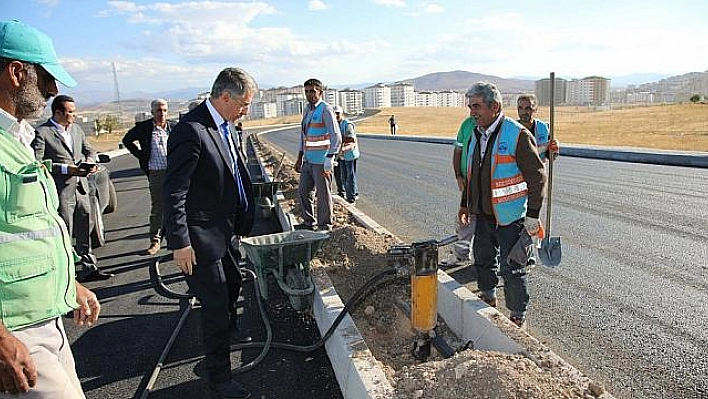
[[0, 19, 76, 87]]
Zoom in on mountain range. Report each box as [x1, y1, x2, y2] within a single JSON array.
[[73, 70, 707, 106]]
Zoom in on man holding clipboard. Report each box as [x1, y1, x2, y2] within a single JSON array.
[[33, 95, 114, 282]]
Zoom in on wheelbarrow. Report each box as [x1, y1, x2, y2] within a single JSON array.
[[240, 230, 330, 311]]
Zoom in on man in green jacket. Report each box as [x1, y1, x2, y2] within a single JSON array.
[[0, 20, 101, 398]]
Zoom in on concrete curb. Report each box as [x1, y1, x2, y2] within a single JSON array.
[[357, 133, 708, 168]]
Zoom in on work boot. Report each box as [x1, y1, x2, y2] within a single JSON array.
[[146, 240, 161, 255], [510, 316, 526, 329], [479, 294, 497, 308]]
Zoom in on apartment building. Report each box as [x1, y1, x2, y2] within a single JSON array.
[[323, 89, 339, 108], [437, 90, 464, 107], [250, 101, 278, 119], [363, 83, 392, 108], [390, 81, 416, 107], [415, 91, 437, 107], [535, 78, 567, 106], [338, 89, 364, 114]]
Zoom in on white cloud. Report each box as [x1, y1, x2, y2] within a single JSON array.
[[34, 0, 60, 7], [373, 0, 406, 7], [422, 3, 443, 13], [308, 0, 327, 11]]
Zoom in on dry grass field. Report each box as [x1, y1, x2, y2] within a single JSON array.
[[89, 103, 708, 153], [354, 103, 708, 152]]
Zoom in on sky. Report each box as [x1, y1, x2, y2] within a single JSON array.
[[2, 0, 708, 98]]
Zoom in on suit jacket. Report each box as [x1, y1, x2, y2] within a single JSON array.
[[122, 119, 177, 174], [164, 102, 255, 261], [32, 119, 96, 197]]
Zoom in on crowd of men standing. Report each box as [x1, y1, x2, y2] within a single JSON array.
[[0, 16, 557, 399]]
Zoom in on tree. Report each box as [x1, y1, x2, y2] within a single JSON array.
[[690, 94, 703, 103], [95, 114, 121, 134]]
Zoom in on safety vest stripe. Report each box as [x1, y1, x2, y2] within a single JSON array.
[[495, 154, 516, 164], [306, 134, 330, 141], [491, 181, 528, 199], [492, 190, 527, 204], [305, 140, 331, 148], [492, 174, 525, 188], [305, 144, 330, 151], [0, 227, 61, 243], [310, 122, 325, 128]]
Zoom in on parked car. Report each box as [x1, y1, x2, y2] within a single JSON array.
[[88, 153, 117, 248]]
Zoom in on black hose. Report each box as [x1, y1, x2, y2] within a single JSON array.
[[232, 268, 401, 355], [149, 253, 402, 373]]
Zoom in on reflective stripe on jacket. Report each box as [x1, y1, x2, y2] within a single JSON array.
[[0, 128, 76, 331], [469, 118, 529, 225], [303, 103, 330, 164]]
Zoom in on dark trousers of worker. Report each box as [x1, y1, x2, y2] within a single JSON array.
[[147, 169, 166, 242], [297, 161, 333, 228], [333, 161, 344, 196], [342, 159, 358, 203], [473, 217, 529, 317], [185, 244, 243, 383]]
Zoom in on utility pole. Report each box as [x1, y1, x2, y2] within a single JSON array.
[[112, 62, 122, 115]]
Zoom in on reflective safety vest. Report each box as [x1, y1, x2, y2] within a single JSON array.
[[303, 103, 330, 164], [533, 119, 550, 161], [469, 118, 528, 225], [339, 119, 359, 161], [0, 128, 77, 331]]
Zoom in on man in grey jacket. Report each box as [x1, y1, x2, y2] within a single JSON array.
[[33, 95, 113, 282]]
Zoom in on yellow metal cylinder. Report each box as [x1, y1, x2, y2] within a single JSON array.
[[411, 273, 437, 332]]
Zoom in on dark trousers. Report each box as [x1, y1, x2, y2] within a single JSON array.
[[473, 217, 529, 315], [185, 244, 243, 383], [342, 159, 358, 202], [333, 160, 344, 195], [147, 169, 166, 242]]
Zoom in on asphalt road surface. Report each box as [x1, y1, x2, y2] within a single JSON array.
[[263, 126, 708, 399]]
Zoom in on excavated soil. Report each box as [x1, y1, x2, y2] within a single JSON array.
[[255, 139, 609, 399]]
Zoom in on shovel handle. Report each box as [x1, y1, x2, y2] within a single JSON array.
[[546, 72, 555, 238]]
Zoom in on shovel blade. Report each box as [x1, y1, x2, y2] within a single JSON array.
[[539, 236, 562, 267]]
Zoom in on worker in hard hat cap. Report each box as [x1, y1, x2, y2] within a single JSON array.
[[0, 19, 100, 398], [333, 105, 359, 205]]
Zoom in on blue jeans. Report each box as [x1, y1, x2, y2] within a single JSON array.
[[342, 159, 358, 202], [473, 217, 529, 318]]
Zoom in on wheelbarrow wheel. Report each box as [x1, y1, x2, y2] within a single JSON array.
[[286, 268, 313, 312]]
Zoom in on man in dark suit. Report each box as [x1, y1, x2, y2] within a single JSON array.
[[33, 94, 113, 282], [164, 68, 256, 399], [122, 99, 177, 255]]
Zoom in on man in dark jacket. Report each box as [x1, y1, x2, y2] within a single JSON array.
[[164, 68, 256, 399], [459, 82, 547, 329], [122, 99, 176, 255]]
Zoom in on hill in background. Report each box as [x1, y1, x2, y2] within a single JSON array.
[[405, 70, 535, 93], [634, 70, 708, 94]]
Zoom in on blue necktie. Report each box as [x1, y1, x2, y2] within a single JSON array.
[[220, 122, 249, 212]]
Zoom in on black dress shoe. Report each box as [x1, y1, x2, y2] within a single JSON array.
[[209, 380, 251, 399], [231, 330, 253, 344], [76, 270, 114, 283]]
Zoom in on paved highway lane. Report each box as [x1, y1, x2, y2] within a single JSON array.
[[263, 127, 708, 399]]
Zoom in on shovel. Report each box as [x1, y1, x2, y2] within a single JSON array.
[[538, 72, 562, 267]]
